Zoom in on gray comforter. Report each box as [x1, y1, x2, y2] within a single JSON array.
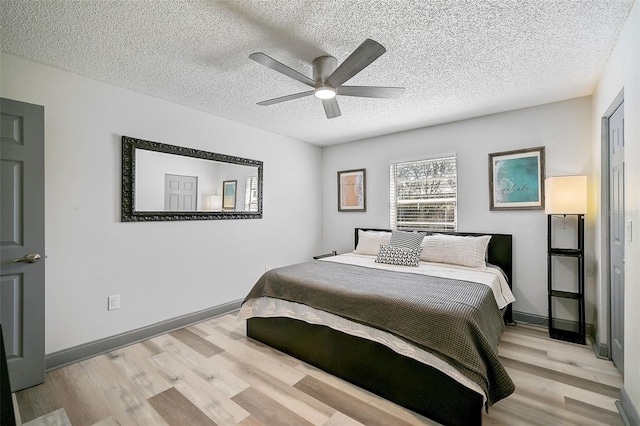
[[243, 260, 515, 406]]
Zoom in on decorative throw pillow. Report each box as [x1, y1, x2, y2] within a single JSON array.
[[354, 230, 392, 255], [375, 244, 421, 267], [420, 234, 491, 269], [389, 230, 424, 250]]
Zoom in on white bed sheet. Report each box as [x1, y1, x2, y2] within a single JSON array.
[[238, 296, 486, 402], [239, 253, 517, 403], [320, 252, 515, 310]]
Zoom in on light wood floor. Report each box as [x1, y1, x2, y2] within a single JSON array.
[[14, 314, 623, 426]]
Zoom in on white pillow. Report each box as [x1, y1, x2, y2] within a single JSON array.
[[353, 230, 392, 255], [420, 234, 491, 269]]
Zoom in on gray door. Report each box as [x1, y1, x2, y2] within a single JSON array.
[[0, 98, 45, 391], [164, 174, 197, 211], [609, 101, 624, 376]]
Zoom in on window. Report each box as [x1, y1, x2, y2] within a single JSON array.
[[245, 176, 259, 211], [390, 156, 457, 231]]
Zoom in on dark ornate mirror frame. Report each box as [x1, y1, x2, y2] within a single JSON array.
[[122, 136, 263, 222]]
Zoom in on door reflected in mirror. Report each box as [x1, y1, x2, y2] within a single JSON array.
[[122, 136, 263, 221]]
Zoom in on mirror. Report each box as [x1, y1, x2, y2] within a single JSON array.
[[122, 136, 263, 221]]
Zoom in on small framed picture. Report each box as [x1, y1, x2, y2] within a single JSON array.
[[222, 180, 237, 210], [337, 168, 366, 212], [489, 146, 545, 210]]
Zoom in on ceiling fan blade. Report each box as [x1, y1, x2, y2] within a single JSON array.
[[322, 98, 341, 119], [326, 39, 386, 87], [257, 90, 314, 106], [249, 52, 316, 87], [338, 86, 405, 99]]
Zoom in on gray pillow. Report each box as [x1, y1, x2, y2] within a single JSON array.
[[375, 244, 421, 267], [389, 230, 424, 250]]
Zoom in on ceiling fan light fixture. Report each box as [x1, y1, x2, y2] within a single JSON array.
[[251, 39, 404, 118], [314, 86, 336, 99]]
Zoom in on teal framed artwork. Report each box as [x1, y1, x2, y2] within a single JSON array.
[[489, 146, 545, 210], [222, 180, 237, 210]]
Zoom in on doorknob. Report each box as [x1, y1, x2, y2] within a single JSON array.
[[13, 253, 41, 264]]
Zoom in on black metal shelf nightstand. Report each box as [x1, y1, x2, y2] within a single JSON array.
[[547, 214, 586, 344]]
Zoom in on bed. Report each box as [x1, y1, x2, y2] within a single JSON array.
[[239, 228, 515, 425]]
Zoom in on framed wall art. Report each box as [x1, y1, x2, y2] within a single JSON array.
[[488, 146, 545, 210], [337, 168, 366, 212], [222, 180, 237, 210]]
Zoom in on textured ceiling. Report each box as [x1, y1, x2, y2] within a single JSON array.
[[0, 0, 635, 146]]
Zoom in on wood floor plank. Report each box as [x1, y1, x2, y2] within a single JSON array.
[[22, 407, 72, 426], [107, 344, 173, 399], [14, 318, 623, 426], [498, 341, 623, 388], [15, 373, 62, 423], [505, 323, 549, 337], [153, 333, 248, 398], [294, 375, 415, 426], [148, 386, 218, 426], [80, 354, 168, 425], [145, 351, 249, 425], [231, 387, 314, 426], [546, 348, 623, 377], [565, 396, 624, 426], [294, 360, 439, 425], [500, 355, 621, 399], [47, 362, 112, 426], [194, 319, 302, 370], [194, 324, 306, 386], [91, 417, 123, 426], [214, 314, 247, 333], [212, 350, 336, 425], [236, 414, 267, 426], [140, 338, 165, 356], [505, 366, 620, 413], [501, 330, 623, 384], [515, 388, 617, 426], [503, 327, 599, 359], [170, 327, 225, 358], [485, 392, 588, 426], [324, 411, 366, 426]]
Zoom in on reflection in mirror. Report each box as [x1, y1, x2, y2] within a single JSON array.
[[122, 136, 263, 221]]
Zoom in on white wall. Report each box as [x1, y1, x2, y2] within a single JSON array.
[[321, 97, 593, 321], [591, 0, 640, 415], [217, 163, 257, 211], [135, 150, 222, 211], [0, 53, 322, 354]]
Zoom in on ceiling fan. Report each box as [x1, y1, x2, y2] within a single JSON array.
[[249, 39, 405, 119]]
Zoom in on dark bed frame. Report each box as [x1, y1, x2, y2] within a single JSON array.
[[246, 229, 513, 426]]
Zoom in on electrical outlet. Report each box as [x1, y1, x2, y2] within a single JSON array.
[[108, 294, 120, 311], [626, 220, 633, 242]]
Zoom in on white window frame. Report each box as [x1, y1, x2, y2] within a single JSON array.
[[245, 176, 259, 212], [390, 155, 458, 231]]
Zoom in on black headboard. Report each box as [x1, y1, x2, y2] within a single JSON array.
[[355, 228, 514, 323]]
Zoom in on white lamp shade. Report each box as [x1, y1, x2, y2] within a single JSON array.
[[545, 175, 587, 214], [209, 195, 222, 210]]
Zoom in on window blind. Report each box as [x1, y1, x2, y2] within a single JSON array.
[[390, 156, 457, 231], [245, 176, 259, 211]]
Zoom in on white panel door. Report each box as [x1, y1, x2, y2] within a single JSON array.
[[164, 174, 197, 211], [609, 101, 624, 376]]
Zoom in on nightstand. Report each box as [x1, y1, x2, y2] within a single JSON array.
[[547, 214, 586, 345]]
